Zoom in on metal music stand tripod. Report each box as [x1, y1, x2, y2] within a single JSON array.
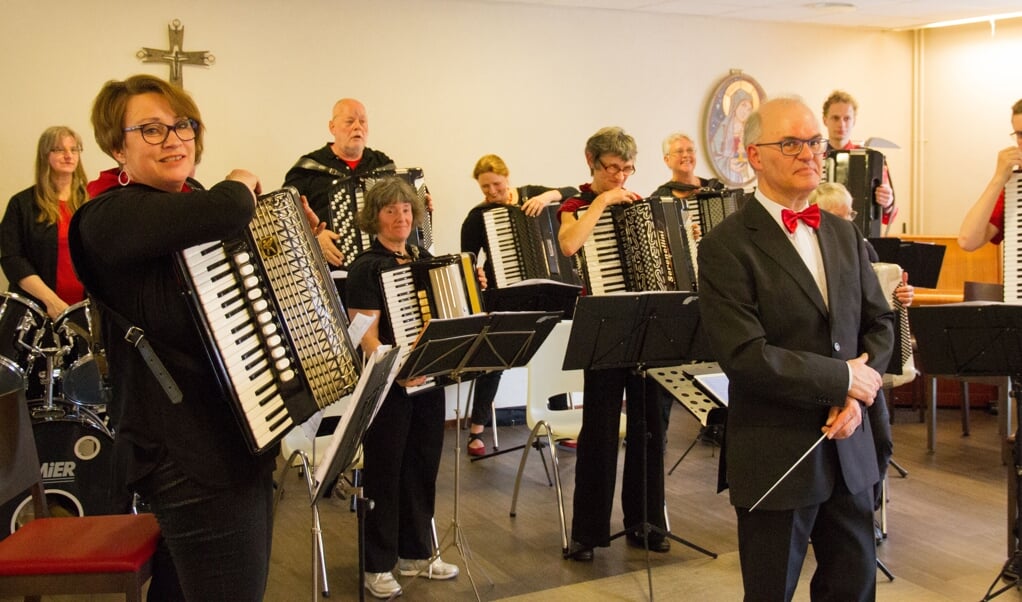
[[908, 303, 1022, 601], [275, 346, 400, 602], [470, 281, 581, 463], [397, 310, 560, 601], [563, 292, 717, 600]]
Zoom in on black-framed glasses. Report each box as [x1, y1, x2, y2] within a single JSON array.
[[755, 137, 828, 156], [597, 158, 636, 176], [124, 118, 199, 145]]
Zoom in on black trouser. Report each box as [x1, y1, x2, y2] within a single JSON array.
[[570, 368, 665, 547], [469, 371, 502, 426], [867, 396, 893, 509], [362, 386, 445, 572], [735, 479, 877, 602], [137, 456, 274, 602]]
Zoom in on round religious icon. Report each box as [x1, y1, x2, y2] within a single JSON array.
[[704, 72, 767, 188]]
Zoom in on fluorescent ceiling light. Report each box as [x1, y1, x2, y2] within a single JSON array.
[[920, 11, 1022, 29], [805, 2, 855, 14]]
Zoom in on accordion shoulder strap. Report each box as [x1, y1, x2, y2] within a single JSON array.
[[90, 299, 184, 405], [292, 157, 348, 179]]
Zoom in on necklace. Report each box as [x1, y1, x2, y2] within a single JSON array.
[[388, 244, 419, 262]]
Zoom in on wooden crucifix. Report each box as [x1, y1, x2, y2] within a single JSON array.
[[136, 19, 215, 87]]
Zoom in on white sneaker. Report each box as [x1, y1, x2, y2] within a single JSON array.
[[364, 571, 402, 598], [397, 556, 460, 580]]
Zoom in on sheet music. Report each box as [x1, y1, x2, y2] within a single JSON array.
[[692, 372, 730, 406], [348, 312, 376, 349], [312, 345, 401, 495]]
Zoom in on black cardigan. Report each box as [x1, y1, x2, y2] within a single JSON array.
[[0, 186, 58, 304]]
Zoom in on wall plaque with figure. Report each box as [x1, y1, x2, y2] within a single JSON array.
[[704, 71, 767, 188]]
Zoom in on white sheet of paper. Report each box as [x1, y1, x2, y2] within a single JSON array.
[[348, 312, 376, 347]]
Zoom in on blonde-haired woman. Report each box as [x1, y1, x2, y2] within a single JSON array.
[[460, 153, 578, 455], [1, 126, 90, 319]]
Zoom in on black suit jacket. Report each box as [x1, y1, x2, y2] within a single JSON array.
[[697, 193, 894, 510]]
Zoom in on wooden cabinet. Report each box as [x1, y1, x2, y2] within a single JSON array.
[[900, 234, 1002, 305]]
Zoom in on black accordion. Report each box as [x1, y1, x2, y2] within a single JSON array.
[[574, 197, 696, 294], [824, 148, 885, 237], [679, 187, 745, 238], [178, 187, 361, 454], [328, 167, 433, 263], [379, 253, 484, 393], [481, 204, 582, 289], [674, 187, 746, 283]]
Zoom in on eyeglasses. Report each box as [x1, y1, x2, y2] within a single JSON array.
[[668, 149, 696, 156], [755, 137, 828, 156], [597, 159, 636, 176], [847, 209, 859, 220], [49, 147, 82, 155], [124, 118, 199, 145], [1010, 131, 1022, 140]]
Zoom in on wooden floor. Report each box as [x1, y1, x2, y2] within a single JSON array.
[[5, 403, 1022, 601]]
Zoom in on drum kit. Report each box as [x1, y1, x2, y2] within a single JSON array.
[[0, 292, 127, 539]]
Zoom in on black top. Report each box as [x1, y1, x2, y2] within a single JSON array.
[[69, 180, 276, 488], [346, 238, 433, 347], [460, 185, 578, 286], [649, 177, 722, 199], [0, 186, 58, 304], [282, 143, 395, 220]]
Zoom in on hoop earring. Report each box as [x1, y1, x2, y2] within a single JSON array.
[[117, 169, 130, 187]]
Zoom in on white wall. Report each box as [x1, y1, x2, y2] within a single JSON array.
[[919, 18, 1022, 235], [0, 0, 916, 418], [2, 0, 913, 254]]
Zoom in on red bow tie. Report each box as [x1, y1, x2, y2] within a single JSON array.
[[781, 204, 821, 233]]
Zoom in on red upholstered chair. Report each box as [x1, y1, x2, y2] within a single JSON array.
[[0, 388, 162, 602]]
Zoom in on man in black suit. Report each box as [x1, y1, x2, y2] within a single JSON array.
[[697, 97, 894, 602]]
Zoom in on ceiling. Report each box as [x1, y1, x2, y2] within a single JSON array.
[[469, 0, 1022, 30]]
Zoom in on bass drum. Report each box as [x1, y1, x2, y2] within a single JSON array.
[[0, 401, 127, 540]]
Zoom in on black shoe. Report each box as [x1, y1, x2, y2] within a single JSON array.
[[565, 540, 594, 561], [626, 530, 671, 553], [697, 425, 724, 446]]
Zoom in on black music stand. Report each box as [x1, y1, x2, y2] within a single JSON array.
[[868, 237, 946, 289], [908, 303, 1022, 601], [483, 280, 582, 320], [563, 292, 715, 600], [276, 346, 400, 602], [397, 310, 560, 601]]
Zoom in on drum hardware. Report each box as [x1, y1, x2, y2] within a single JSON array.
[[29, 356, 67, 420], [0, 293, 48, 394], [20, 323, 75, 418], [53, 301, 109, 408]]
